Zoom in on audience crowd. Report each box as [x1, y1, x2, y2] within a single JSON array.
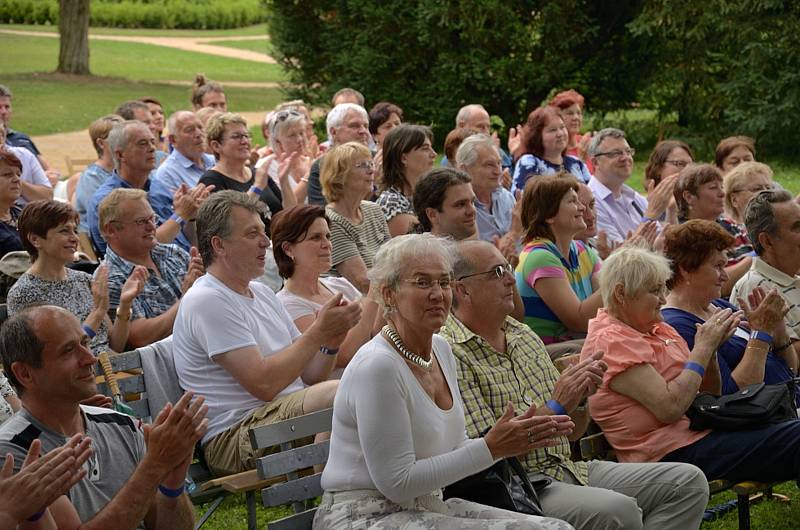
[[0, 78, 797, 530]]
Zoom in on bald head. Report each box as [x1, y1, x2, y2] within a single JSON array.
[[456, 104, 491, 135], [169, 110, 206, 161]]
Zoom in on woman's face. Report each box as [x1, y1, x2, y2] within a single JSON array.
[[658, 147, 693, 183], [730, 172, 774, 220], [36, 220, 79, 264], [401, 138, 436, 184], [576, 184, 597, 239], [721, 146, 755, 174], [346, 155, 375, 197], [616, 281, 667, 334], [0, 160, 21, 205], [687, 179, 725, 220], [541, 116, 569, 157], [681, 249, 729, 303], [284, 217, 332, 275], [217, 122, 251, 162], [277, 122, 307, 155], [560, 104, 583, 136], [548, 189, 586, 237], [146, 103, 165, 134], [385, 254, 453, 334], [375, 113, 402, 147]]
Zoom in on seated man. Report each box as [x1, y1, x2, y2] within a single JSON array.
[[173, 191, 361, 476], [0, 123, 52, 205], [99, 188, 204, 348], [115, 100, 167, 166], [733, 188, 800, 340], [440, 239, 710, 530], [412, 167, 477, 241], [442, 104, 514, 171], [0, 305, 207, 529], [151, 110, 215, 217], [588, 128, 676, 244], [88, 120, 206, 254]]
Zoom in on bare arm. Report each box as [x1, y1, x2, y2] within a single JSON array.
[[126, 304, 179, 349], [534, 277, 604, 332], [20, 181, 53, 202], [387, 214, 416, 238], [335, 255, 370, 294]]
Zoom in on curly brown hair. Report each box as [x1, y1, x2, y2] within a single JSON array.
[[663, 219, 734, 289]]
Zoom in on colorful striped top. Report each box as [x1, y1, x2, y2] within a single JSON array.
[[516, 237, 601, 343]]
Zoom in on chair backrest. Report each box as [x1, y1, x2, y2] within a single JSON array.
[[65, 156, 96, 176], [250, 408, 333, 530], [95, 350, 151, 420]]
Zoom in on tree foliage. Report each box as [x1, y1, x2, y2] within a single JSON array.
[[265, 0, 653, 141]]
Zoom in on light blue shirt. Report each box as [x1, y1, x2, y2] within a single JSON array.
[[475, 186, 516, 242], [588, 175, 649, 245], [150, 150, 215, 229], [75, 163, 113, 233]]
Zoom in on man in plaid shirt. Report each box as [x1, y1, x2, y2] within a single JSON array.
[[440, 240, 709, 530]]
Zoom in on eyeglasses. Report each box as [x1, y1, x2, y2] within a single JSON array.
[[400, 276, 453, 290], [457, 263, 513, 281], [595, 148, 635, 159], [226, 132, 251, 142], [664, 159, 690, 169], [116, 215, 156, 227], [354, 160, 375, 170]]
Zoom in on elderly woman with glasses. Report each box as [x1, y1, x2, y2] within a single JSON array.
[[581, 245, 800, 485], [661, 220, 798, 402], [674, 164, 752, 294], [316, 233, 574, 530], [7, 200, 146, 354], [320, 142, 391, 294], [262, 108, 312, 204], [517, 175, 603, 356], [723, 161, 775, 224], [511, 107, 592, 196]]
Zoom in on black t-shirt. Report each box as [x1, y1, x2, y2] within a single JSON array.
[[199, 168, 283, 233], [0, 206, 23, 256]]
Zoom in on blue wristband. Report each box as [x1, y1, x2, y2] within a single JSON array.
[[27, 510, 45, 522], [545, 399, 567, 416], [684, 361, 705, 378], [750, 330, 773, 345], [81, 324, 96, 339], [169, 212, 185, 227], [320, 346, 339, 356], [640, 216, 657, 223], [158, 484, 185, 498], [249, 185, 263, 195]]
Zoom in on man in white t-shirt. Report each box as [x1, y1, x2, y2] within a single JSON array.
[[173, 190, 362, 475]]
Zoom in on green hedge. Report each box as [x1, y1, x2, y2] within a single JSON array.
[[0, 0, 266, 29]]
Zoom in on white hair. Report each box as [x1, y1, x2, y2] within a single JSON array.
[[456, 104, 486, 127], [455, 133, 495, 168], [599, 245, 671, 311], [268, 111, 306, 151], [326, 103, 368, 138]]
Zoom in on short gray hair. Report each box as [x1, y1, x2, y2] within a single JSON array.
[[744, 188, 793, 256], [107, 120, 149, 171], [115, 100, 150, 121], [599, 245, 671, 312], [588, 128, 626, 158], [368, 233, 455, 315], [196, 190, 266, 267], [456, 104, 485, 127], [269, 110, 307, 151], [455, 133, 495, 168], [326, 103, 368, 138], [0, 85, 11, 98], [166, 110, 195, 139]]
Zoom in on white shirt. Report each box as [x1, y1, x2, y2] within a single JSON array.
[[277, 277, 361, 322], [731, 256, 800, 340], [320, 334, 494, 503], [589, 175, 649, 244], [173, 273, 304, 443]]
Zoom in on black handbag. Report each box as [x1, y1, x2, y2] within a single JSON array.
[[443, 455, 548, 516], [687, 379, 798, 431]]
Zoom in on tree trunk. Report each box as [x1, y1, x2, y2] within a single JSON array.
[[57, 0, 90, 75]]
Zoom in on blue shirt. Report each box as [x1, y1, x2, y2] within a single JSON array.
[[475, 186, 516, 242], [87, 172, 152, 255], [150, 150, 215, 230], [662, 298, 799, 404], [75, 163, 113, 233], [5, 129, 39, 156], [104, 243, 190, 319], [511, 153, 591, 195]]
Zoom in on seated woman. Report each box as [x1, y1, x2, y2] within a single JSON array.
[[263, 108, 312, 204], [8, 200, 146, 354], [715, 135, 756, 175], [674, 163, 752, 292], [0, 150, 24, 256], [368, 101, 403, 149], [516, 175, 603, 355], [316, 233, 574, 530], [376, 124, 436, 237], [723, 161, 775, 224], [549, 89, 593, 171], [320, 142, 390, 293], [511, 107, 591, 195], [582, 245, 800, 484], [661, 219, 798, 400], [643, 140, 694, 226], [272, 205, 381, 370]]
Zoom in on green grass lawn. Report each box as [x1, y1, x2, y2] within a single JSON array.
[[0, 33, 285, 83], [0, 22, 269, 38], [212, 38, 274, 56]]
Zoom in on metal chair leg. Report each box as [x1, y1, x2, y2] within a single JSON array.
[[194, 495, 225, 530], [246, 490, 257, 530], [737, 493, 751, 530]]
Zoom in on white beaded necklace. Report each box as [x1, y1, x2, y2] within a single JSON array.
[[382, 325, 433, 371]]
